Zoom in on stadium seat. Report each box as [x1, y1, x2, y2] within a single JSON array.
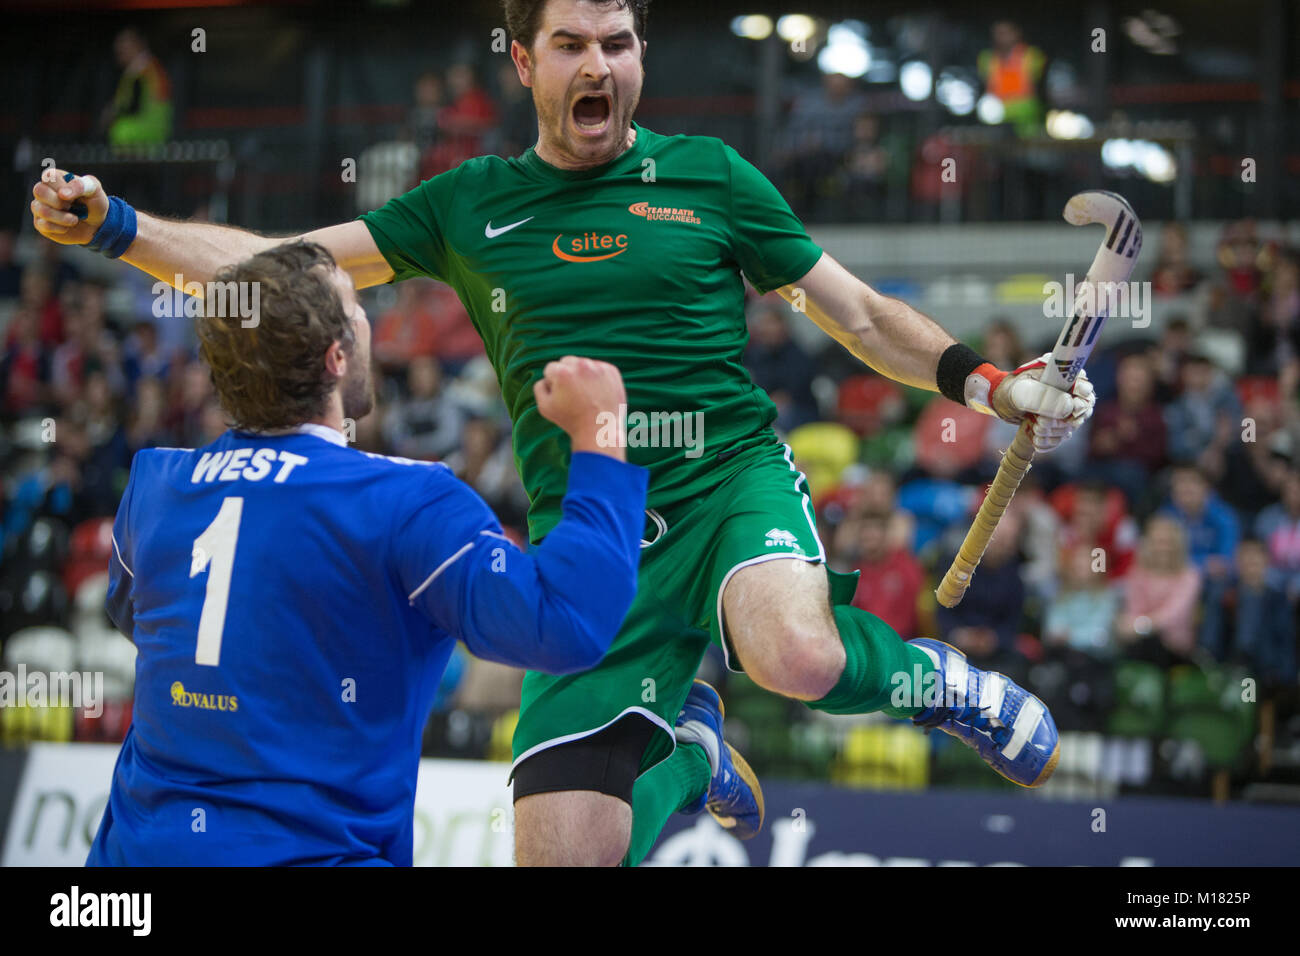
[[830, 721, 928, 789], [786, 423, 859, 501], [1, 626, 78, 745], [1166, 665, 1256, 771], [1107, 659, 1167, 739], [0, 570, 70, 639], [63, 517, 115, 600], [835, 375, 905, 437]]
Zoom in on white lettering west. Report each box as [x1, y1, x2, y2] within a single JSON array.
[[274, 451, 309, 482], [191, 448, 309, 484]]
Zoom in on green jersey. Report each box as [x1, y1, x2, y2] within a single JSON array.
[[359, 123, 822, 541]]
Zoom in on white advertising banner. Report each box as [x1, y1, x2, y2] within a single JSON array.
[[2, 743, 517, 866]]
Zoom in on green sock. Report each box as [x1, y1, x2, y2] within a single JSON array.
[[805, 605, 937, 719], [622, 742, 712, 867]]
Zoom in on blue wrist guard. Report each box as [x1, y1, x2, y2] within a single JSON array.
[[85, 196, 138, 259]]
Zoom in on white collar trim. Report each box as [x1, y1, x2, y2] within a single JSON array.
[[247, 423, 348, 447]]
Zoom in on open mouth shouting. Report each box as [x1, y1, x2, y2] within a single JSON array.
[[571, 90, 613, 137]]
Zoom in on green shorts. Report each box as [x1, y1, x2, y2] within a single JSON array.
[[510, 435, 860, 780]]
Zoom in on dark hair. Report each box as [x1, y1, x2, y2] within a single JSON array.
[[502, 0, 649, 49], [196, 240, 354, 432]]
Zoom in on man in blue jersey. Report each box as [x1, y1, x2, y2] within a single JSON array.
[[87, 240, 648, 865]]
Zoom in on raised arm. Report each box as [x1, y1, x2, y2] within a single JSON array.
[[777, 251, 1094, 449], [30, 168, 394, 292], [399, 357, 648, 674], [778, 251, 954, 390]]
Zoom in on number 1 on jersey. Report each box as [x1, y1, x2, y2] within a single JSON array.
[[191, 496, 243, 666]]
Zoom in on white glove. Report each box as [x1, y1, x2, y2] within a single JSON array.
[[987, 352, 1096, 453]]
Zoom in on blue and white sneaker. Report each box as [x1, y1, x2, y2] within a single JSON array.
[[674, 680, 765, 839], [909, 638, 1060, 788]]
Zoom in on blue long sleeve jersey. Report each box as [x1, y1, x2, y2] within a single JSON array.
[[87, 424, 647, 866]]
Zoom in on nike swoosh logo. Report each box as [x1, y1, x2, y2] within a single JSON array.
[[485, 216, 534, 238]]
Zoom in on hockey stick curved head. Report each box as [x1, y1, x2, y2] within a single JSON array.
[[1063, 189, 1137, 228]]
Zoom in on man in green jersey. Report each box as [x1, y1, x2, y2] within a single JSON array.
[[32, 0, 1094, 867]]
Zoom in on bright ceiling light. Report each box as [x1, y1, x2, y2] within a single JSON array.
[[730, 15, 774, 41], [776, 14, 817, 43], [937, 74, 975, 115], [899, 60, 932, 101], [1045, 110, 1096, 140], [977, 93, 1004, 124], [818, 22, 871, 77]]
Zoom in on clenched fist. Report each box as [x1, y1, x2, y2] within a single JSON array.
[[31, 168, 109, 245], [533, 356, 628, 460]]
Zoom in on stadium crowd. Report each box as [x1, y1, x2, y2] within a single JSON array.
[[2, 215, 1298, 798], [2, 32, 1297, 799]]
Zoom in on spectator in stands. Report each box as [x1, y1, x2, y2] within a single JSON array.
[[1163, 462, 1240, 580], [935, 498, 1026, 666], [1150, 223, 1204, 297], [125, 376, 174, 453], [1217, 395, 1286, 523], [775, 72, 868, 215], [1, 306, 51, 417], [1243, 248, 1300, 377], [1206, 219, 1271, 336], [20, 266, 63, 347], [123, 320, 170, 390], [373, 278, 440, 369], [442, 416, 529, 530], [1054, 480, 1138, 579], [488, 59, 537, 158], [411, 71, 446, 157], [858, 469, 914, 552], [981, 318, 1029, 370], [1043, 544, 1120, 658], [744, 302, 818, 432], [839, 113, 891, 219], [100, 27, 173, 147], [51, 284, 125, 406], [76, 371, 130, 518], [169, 359, 215, 448], [1255, 467, 1300, 602], [428, 284, 487, 375], [977, 21, 1045, 138], [1164, 352, 1242, 471], [38, 237, 82, 295], [428, 62, 498, 175], [1117, 514, 1201, 661], [1200, 538, 1296, 685], [911, 394, 990, 483], [0, 229, 20, 300], [1086, 351, 1167, 507], [1149, 315, 1192, 404], [382, 355, 467, 461], [845, 511, 923, 640]]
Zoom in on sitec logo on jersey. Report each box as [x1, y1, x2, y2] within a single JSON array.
[[551, 232, 629, 262], [628, 201, 701, 224], [170, 680, 238, 712]]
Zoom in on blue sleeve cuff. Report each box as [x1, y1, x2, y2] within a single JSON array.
[[566, 451, 649, 500]]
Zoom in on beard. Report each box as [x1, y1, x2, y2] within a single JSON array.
[[535, 78, 641, 167], [340, 359, 374, 422]]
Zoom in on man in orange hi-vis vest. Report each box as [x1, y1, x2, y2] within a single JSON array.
[[978, 20, 1046, 138]]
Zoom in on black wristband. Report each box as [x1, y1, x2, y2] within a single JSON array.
[[936, 343, 987, 406]]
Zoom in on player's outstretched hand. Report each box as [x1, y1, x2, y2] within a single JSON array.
[[989, 352, 1096, 453], [534, 355, 628, 459], [31, 168, 109, 245]]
